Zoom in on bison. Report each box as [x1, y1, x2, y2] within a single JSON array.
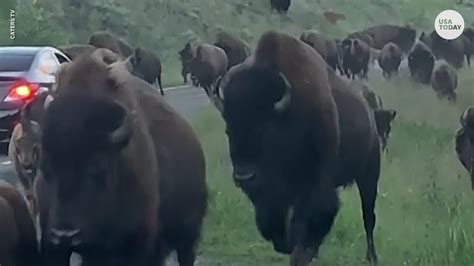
[[178, 42, 195, 85], [214, 32, 251, 70], [58, 44, 96, 61], [182, 43, 228, 97], [341, 38, 370, 79], [378, 42, 403, 79], [300, 31, 344, 73], [419, 30, 470, 69], [408, 42, 435, 84], [88, 31, 131, 58], [270, 0, 291, 13], [38, 49, 207, 266], [0, 180, 38, 266], [218, 31, 380, 265], [430, 62, 458, 102], [352, 81, 397, 152], [350, 25, 417, 53], [456, 107, 474, 190], [128, 47, 164, 96]]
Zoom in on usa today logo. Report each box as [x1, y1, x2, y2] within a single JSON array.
[[435, 10, 465, 40]]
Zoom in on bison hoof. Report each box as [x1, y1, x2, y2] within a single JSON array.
[[366, 251, 378, 265]]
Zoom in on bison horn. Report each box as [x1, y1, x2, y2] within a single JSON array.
[[461, 107, 471, 128], [44, 95, 54, 110], [274, 73, 292, 113], [108, 113, 133, 148]]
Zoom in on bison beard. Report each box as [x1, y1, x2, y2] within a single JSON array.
[[220, 32, 380, 266]]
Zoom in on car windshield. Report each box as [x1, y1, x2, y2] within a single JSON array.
[[0, 54, 35, 72]]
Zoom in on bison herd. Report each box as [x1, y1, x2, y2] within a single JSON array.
[[2, 22, 474, 266]]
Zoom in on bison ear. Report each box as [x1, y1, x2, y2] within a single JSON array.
[[274, 72, 292, 113], [461, 108, 470, 128], [108, 113, 133, 150]]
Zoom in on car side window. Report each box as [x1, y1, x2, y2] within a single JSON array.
[[38, 52, 60, 75], [54, 53, 70, 64]]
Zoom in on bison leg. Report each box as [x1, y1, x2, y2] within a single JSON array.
[[155, 77, 165, 96], [181, 68, 188, 84], [356, 150, 380, 264], [289, 185, 339, 266]]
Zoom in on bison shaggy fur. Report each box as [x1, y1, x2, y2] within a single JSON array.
[[214, 32, 251, 70], [408, 42, 435, 84], [0, 180, 38, 266], [377, 42, 403, 79], [341, 38, 370, 79], [431, 62, 458, 102]]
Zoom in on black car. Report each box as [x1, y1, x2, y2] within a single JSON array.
[[0, 46, 70, 150]]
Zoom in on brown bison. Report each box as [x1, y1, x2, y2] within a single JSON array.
[[88, 31, 132, 58], [178, 42, 196, 85], [300, 31, 343, 73], [214, 32, 251, 70], [430, 62, 458, 102], [270, 0, 291, 13], [181, 43, 228, 96], [420, 30, 471, 69], [341, 38, 370, 79], [456, 107, 474, 189], [58, 44, 96, 61], [347, 31, 375, 47], [38, 49, 207, 265], [350, 25, 417, 53], [0, 180, 38, 266], [128, 47, 164, 96], [352, 81, 397, 152], [408, 42, 435, 84], [378, 42, 403, 79], [218, 31, 380, 265]]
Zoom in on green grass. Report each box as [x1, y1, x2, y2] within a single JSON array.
[[190, 67, 474, 265]]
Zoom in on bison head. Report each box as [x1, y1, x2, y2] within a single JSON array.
[[221, 65, 305, 189], [374, 109, 397, 152], [40, 93, 132, 250]]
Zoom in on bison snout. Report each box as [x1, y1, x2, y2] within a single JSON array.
[[49, 228, 82, 247]]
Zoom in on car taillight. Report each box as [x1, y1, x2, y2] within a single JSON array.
[[5, 82, 38, 102]]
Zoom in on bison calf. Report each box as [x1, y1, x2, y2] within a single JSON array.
[[378, 42, 403, 79], [0, 180, 38, 266], [431, 62, 458, 102]]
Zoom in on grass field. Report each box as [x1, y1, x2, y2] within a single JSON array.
[[190, 66, 474, 266]]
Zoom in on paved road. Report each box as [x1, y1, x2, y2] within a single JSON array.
[[0, 85, 210, 184]]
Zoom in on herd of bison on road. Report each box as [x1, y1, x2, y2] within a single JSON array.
[[2, 20, 474, 266]]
